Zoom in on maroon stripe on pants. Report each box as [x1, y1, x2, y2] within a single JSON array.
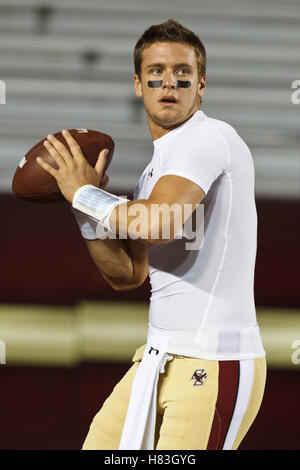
[[207, 361, 240, 450]]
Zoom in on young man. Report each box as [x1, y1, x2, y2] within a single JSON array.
[[37, 19, 266, 450]]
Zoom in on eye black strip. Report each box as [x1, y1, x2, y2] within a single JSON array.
[[177, 80, 191, 88], [147, 80, 191, 88], [148, 80, 162, 88]]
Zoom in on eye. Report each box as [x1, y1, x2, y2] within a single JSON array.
[[149, 67, 190, 76], [151, 68, 161, 74], [177, 69, 189, 75]]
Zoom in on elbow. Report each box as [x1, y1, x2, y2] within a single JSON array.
[[110, 271, 148, 292], [108, 269, 143, 292], [112, 281, 141, 292], [145, 221, 175, 245], [127, 203, 175, 245], [146, 236, 173, 246]]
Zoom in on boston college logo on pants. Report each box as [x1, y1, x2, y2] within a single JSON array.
[[190, 369, 208, 386]]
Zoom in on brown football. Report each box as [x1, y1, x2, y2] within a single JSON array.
[[12, 128, 114, 202]]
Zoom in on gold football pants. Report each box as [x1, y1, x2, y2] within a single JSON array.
[[82, 345, 266, 450]]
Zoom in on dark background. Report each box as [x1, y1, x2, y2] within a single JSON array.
[[0, 193, 299, 450]]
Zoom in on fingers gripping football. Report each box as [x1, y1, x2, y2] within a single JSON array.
[[37, 129, 109, 203]]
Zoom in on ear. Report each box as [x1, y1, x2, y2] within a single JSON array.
[[198, 75, 206, 100], [134, 73, 143, 99]]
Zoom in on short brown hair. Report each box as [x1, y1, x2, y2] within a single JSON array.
[[134, 19, 206, 81]]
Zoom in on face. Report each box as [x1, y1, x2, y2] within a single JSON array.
[[134, 42, 206, 139]]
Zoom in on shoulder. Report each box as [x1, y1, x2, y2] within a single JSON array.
[[203, 116, 241, 139], [166, 115, 232, 162], [169, 113, 238, 149]]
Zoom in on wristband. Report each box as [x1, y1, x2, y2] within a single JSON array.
[[71, 208, 116, 240], [71, 207, 98, 240], [72, 184, 128, 234]]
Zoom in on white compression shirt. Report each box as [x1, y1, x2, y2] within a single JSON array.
[[133, 110, 265, 360]]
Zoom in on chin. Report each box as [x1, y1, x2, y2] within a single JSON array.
[[157, 106, 180, 118]]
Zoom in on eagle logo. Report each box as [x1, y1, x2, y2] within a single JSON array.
[[190, 369, 208, 386]]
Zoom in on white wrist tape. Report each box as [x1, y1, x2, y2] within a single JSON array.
[[71, 207, 98, 240], [72, 184, 128, 234]]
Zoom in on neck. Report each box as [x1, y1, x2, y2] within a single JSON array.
[[149, 107, 201, 141]]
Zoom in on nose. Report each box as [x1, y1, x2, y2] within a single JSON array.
[[161, 71, 177, 89]]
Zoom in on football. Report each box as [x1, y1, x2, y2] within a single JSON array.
[[12, 128, 115, 202]]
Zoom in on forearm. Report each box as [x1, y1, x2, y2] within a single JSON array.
[[72, 184, 187, 244], [72, 205, 145, 291], [72, 186, 158, 244], [85, 237, 136, 291], [110, 199, 183, 244]]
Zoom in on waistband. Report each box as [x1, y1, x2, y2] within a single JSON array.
[[146, 323, 265, 361]]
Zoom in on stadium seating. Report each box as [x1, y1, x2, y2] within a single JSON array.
[[0, 0, 299, 195]]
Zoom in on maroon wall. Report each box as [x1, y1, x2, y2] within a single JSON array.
[[0, 193, 299, 307], [255, 198, 300, 307], [0, 192, 150, 305]]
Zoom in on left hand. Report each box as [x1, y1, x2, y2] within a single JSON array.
[[36, 129, 109, 203]]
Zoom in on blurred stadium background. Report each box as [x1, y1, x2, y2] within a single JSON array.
[[0, 0, 299, 450]]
